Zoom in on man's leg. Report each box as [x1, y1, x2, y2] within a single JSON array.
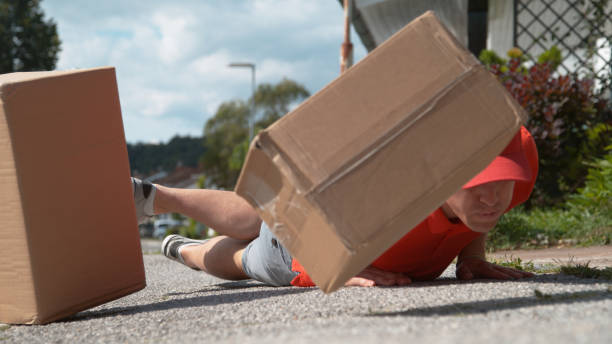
[[132, 178, 294, 285], [179, 236, 250, 280], [163, 223, 297, 286], [133, 178, 261, 240], [155, 185, 261, 240]]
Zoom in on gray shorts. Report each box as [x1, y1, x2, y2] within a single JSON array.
[[241, 222, 298, 286]]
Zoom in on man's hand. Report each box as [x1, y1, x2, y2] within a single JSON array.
[[345, 266, 412, 287], [456, 257, 534, 280]]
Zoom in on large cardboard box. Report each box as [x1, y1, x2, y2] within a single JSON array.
[[235, 12, 526, 293], [0, 67, 145, 324]]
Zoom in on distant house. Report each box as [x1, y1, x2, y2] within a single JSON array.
[[151, 165, 204, 189], [342, 0, 611, 78], [139, 165, 207, 238]]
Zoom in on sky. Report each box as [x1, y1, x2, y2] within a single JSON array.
[[40, 0, 367, 144]]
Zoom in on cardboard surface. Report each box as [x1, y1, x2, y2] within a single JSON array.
[[235, 12, 526, 293], [0, 67, 145, 324]]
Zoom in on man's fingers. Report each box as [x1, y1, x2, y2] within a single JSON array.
[[396, 275, 412, 285], [496, 266, 534, 279], [521, 270, 535, 278], [456, 265, 474, 280], [481, 264, 518, 280], [351, 267, 412, 287], [371, 270, 411, 286], [458, 260, 537, 281], [345, 277, 375, 287], [487, 265, 534, 280], [512, 266, 535, 278], [370, 273, 396, 286]]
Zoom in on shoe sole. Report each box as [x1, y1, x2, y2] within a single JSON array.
[[161, 234, 181, 258]]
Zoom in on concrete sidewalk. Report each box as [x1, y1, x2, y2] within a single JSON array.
[[489, 245, 612, 268], [3, 244, 611, 344], [141, 239, 612, 267]]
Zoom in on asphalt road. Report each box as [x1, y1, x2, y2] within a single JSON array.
[[2, 242, 611, 344]]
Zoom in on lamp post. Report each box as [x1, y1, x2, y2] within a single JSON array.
[[228, 62, 256, 141]]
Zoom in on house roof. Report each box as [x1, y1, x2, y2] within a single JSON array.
[[154, 166, 204, 189], [338, 0, 468, 52]]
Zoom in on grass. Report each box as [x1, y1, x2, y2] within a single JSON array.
[[490, 255, 540, 273], [559, 261, 612, 281], [491, 255, 612, 281], [487, 205, 611, 251], [488, 150, 612, 251]]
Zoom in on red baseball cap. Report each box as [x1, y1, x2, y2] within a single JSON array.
[[463, 129, 532, 189]]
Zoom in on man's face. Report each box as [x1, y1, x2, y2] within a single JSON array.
[[441, 180, 515, 233]]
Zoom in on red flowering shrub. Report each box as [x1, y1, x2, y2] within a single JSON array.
[[483, 49, 612, 207]]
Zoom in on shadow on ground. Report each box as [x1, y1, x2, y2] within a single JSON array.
[[63, 284, 314, 323], [367, 288, 612, 317], [406, 272, 611, 287], [62, 273, 610, 323]]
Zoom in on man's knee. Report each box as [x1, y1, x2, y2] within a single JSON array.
[[225, 214, 261, 240], [202, 236, 250, 280]]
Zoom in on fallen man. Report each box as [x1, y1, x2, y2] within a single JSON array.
[[132, 126, 538, 288]]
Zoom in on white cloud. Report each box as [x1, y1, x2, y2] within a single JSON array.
[[151, 8, 198, 64], [41, 0, 366, 143], [251, 0, 322, 25], [57, 34, 113, 69], [198, 91, 225, 117], [258, 58, 300, 80], [130, 88, 187, 118], [190, 50, 235, 79]]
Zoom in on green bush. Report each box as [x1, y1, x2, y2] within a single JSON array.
[[487, 206, 535, 250], [479, 49, 507, 68], [489, 153, 612, 251], [536, 45, 562, 70], [567, 150, 612, 212]]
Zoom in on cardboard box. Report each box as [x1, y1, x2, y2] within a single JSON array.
[[0, 67, 145, 324], [235, 11, 526, 293]]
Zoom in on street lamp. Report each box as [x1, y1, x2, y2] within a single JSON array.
[[228, 62, 256, 142]]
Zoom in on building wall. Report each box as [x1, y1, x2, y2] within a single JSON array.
[[487, 0, 514, 57]]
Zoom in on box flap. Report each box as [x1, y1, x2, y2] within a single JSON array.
[[0, 67, 114, 88], [0, 86, 38, 324]]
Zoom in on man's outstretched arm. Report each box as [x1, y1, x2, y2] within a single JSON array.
[[456, 234, 534, 280]]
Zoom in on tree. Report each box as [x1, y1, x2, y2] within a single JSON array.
[[253, 78, 311, 128], [201, 100, 250, 188], [0, 0, 61, 73], [201, 78, 310, 189], [127, 136, 206, 176]]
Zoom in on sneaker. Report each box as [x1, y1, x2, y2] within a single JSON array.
[[161, 234, 209, 270], [132, 177, 156, 224]]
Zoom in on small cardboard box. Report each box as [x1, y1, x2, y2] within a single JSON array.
[[235, 12, 526, 293], [0, 67, 145, 324]]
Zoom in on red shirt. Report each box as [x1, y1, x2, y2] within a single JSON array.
[[291, 126, 539, 287]]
